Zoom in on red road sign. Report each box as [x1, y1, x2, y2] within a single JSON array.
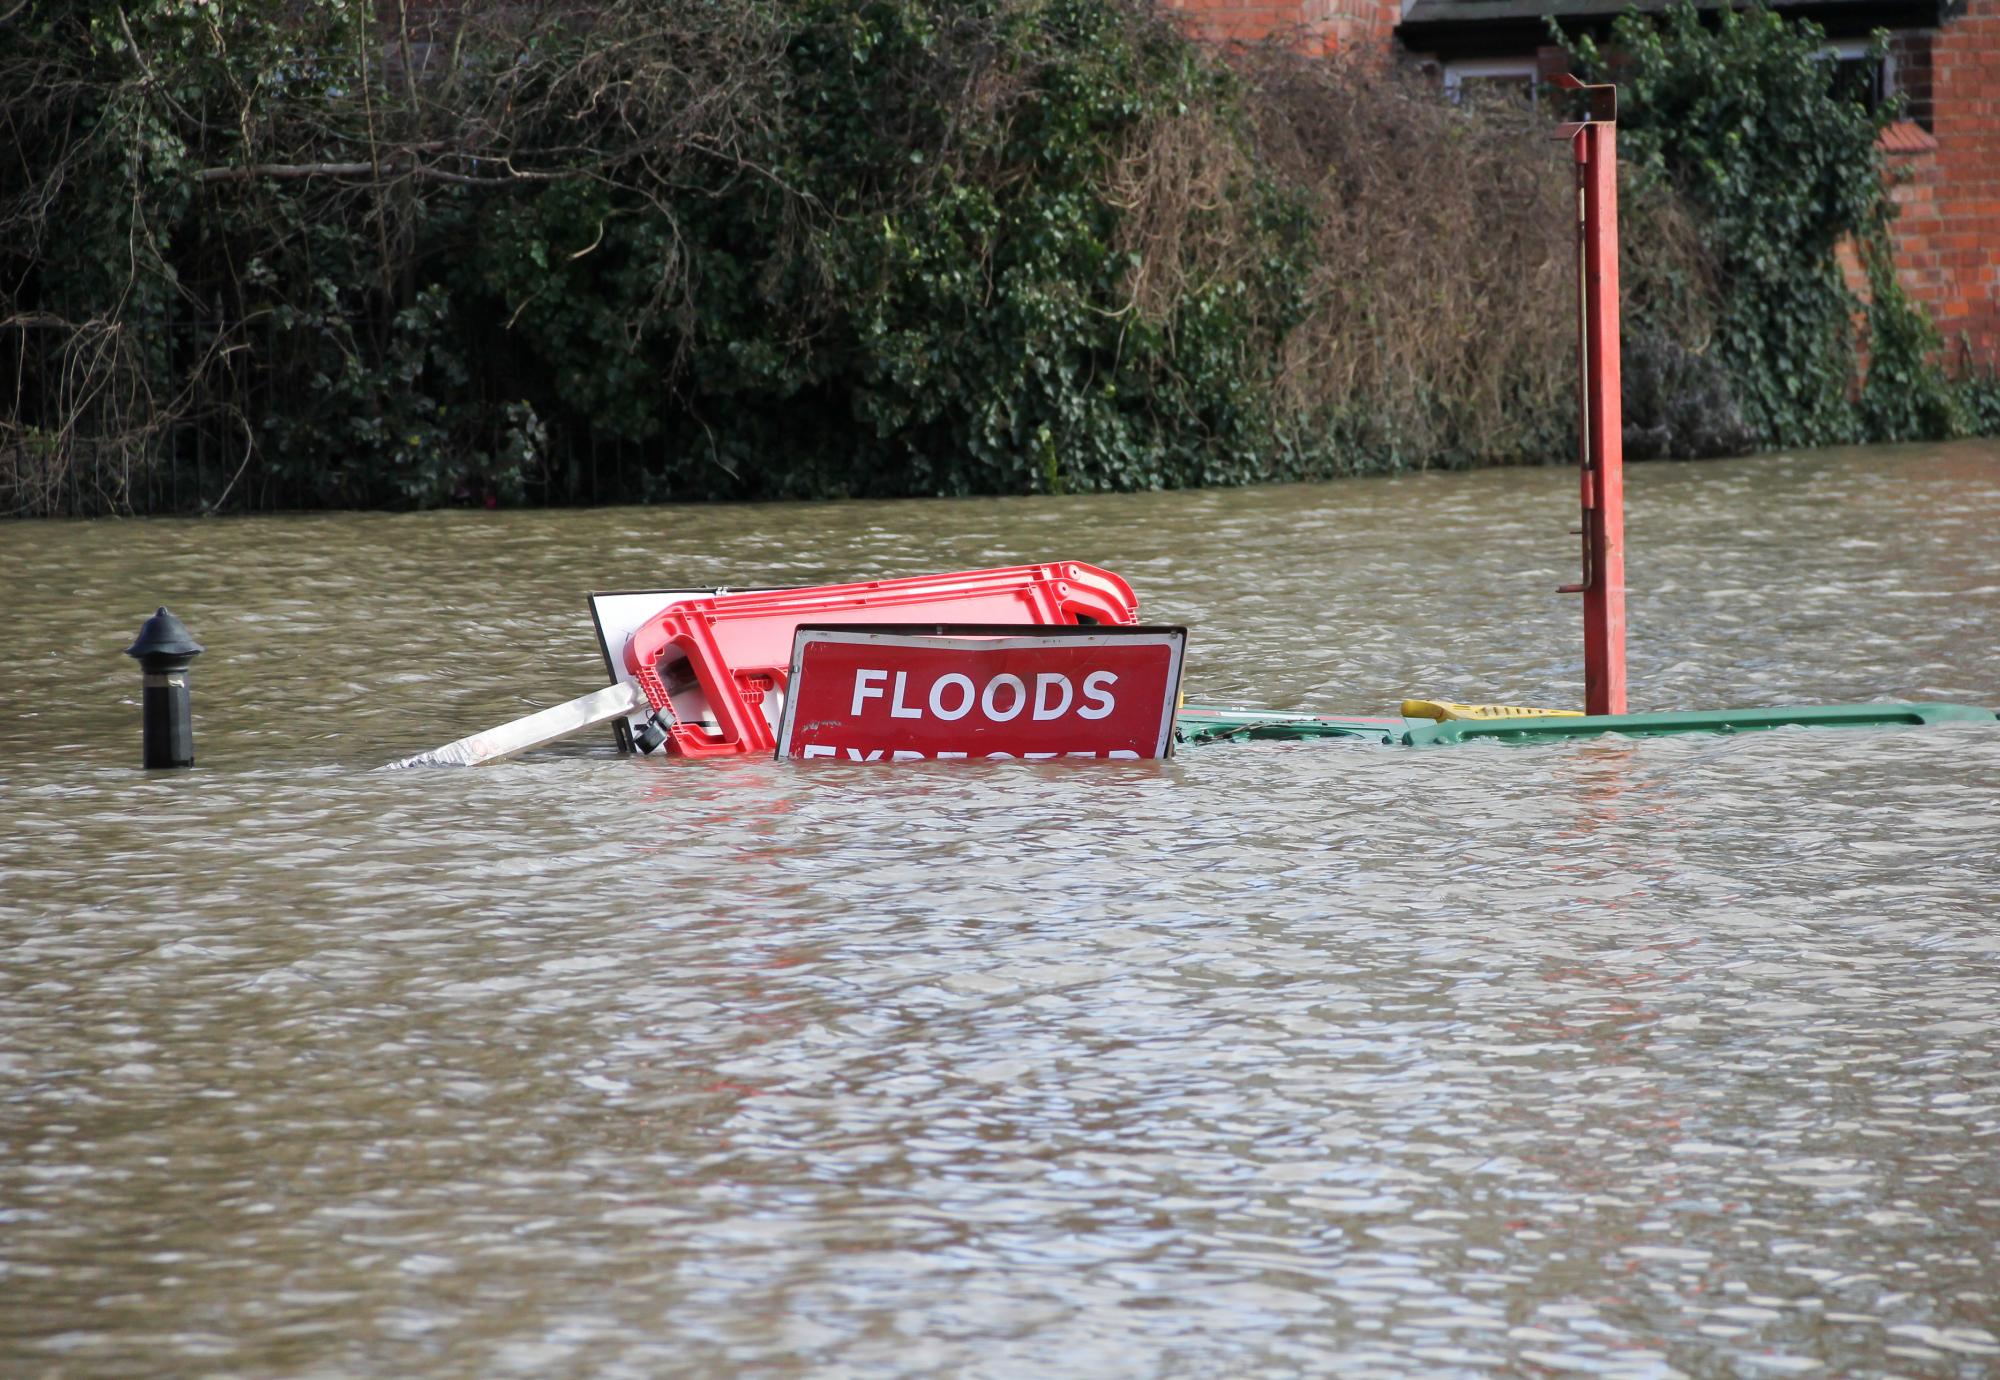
[[776, 625, 1186, 761]]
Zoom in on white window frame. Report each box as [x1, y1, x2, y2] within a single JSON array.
[[1441, 58, 1539, 102], [1816, 37, 1898, 103]]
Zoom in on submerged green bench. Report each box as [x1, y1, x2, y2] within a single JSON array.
[[1176, 701, 1998, 747]]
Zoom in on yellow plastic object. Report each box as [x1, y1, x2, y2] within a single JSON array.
[[1401, 698, 1584, 722]]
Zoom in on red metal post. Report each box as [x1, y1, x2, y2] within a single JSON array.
[[1564, 95, 1627, 716]]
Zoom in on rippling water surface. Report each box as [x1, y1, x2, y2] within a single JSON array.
[[4, 443, 1999, 1378]]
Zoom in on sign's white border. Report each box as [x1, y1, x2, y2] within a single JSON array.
[[589, 587, 789, 750]]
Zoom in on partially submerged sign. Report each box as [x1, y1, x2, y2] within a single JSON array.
[[589, 564, 1142, 757], [776, 625, 1186, 761]]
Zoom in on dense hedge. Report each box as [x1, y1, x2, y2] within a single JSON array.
[[1566, 1, 1978, 448], [0, 0, 1984, 516]]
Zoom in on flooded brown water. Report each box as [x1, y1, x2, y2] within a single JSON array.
[[4, 441, 1999, 1377]]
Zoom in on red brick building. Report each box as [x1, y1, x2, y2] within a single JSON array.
[[1166, 0, 2000, 371]]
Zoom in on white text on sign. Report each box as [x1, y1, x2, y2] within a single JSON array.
[[849, 669, 1117, 723]]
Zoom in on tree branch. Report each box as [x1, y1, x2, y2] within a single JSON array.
[[195, 159, 572, 185]]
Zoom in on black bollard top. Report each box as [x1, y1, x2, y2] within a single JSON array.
[[125, 607, 204, 662]]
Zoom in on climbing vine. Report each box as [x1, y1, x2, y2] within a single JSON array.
[[1565, 1, 1966, 449], [10, 0, 1976, 517]]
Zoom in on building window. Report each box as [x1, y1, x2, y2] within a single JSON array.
[[1818, 38, 1894, 113], [1441, 58, 1540, 105]]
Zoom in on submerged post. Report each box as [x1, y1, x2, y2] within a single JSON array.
[[125, 607, 203, 768], [1554, 75, 1627, 716]]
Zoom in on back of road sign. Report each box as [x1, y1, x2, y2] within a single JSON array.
[[776, 624, 1185, 761]]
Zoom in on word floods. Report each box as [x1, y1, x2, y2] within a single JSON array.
[[776, 626, 1186, 761]]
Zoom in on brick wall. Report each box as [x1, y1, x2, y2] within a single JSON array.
[[1920, 1, 2000, 370], [1861, 9, 2000, 373], [1164, 0, 1304, 45], [1163, 0, 1399, 56], [1870, 126, 1948, 314], [1307, 0, 1401, 57], [1890, 30, 1936, 129]]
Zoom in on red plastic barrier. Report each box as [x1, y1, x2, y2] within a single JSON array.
[[622, 563, 1138, 757]]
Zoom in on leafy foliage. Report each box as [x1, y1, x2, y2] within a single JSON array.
[[1564, 1, 1964, 448], [13, 0, 1976, 517], [1, 0, 790, 511], [1955, 367, 2000, 436], [4, 0, 1622, 514], [1857, 237, 1963, 441]]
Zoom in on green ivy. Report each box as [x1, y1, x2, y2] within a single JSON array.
[[12, 0, 1986, 516], [1564, 1, 1961, 448], [600, 0, 1321, 499]]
